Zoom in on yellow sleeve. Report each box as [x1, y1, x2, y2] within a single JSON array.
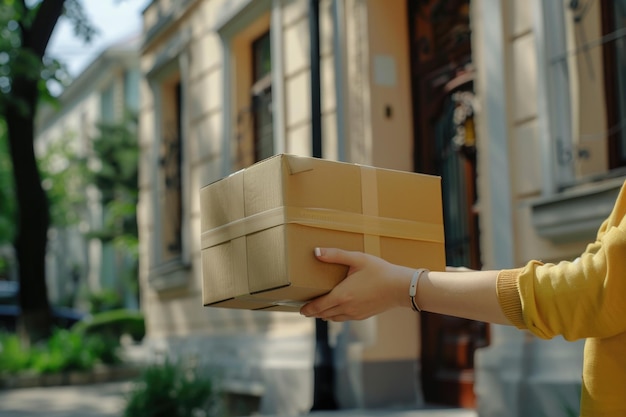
[[497, 181, 626, 341]]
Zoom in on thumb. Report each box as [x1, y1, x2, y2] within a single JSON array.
[[314, 247, 366, 268]]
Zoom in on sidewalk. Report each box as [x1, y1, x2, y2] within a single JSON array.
[[0, 381, 130, 417], [0, 381, 477, 417], [274, 409, 477, 417], [281, 409, 477, 417]]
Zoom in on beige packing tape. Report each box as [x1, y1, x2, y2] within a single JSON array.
[[201, 205, 444, 250], [360, 165, 381, 257]]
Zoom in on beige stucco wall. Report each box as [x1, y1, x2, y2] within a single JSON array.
[[366, 0, 414, 173], [139, 0, 422, 363], [138, 3, 426, 412], [475, 0, 609, 270], [139, 0, 315, 341]]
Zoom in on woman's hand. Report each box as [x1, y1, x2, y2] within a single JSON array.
[[300, 248, 512, 325], [299, 247, 414, 321]]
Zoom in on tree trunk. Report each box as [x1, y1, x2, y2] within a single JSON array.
[[6, 76, 53, 343], [4, 0, 67, 344]]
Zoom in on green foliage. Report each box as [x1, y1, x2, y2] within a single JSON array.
[[124, 359, 220, 417], [0, 327, 120, 375], [72, 308, 145, 343], [38, 132, 90, 227], [87, 289, 124, 314], [0, 2, 73, 110], [86, 114, 139, 257], [31, 329, 96, 373], [0, 332, 31, 373]]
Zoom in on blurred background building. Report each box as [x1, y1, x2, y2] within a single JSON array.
[[35, 36, 141, 311]]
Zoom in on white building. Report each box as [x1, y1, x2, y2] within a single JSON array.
[[36, 35, 141, 310]]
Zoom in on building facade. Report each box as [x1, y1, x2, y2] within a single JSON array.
[[36, 37, 141, 310], [137, 0, 626, 415]]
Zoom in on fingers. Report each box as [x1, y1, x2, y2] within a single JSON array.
[[314, 247, 367, 268], [300, 293, 338, 317]]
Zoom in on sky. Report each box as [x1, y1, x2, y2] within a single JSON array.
[[47, 0, 151, 77]]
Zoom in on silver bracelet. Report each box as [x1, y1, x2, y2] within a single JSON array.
[[409, 268, 428, 312]]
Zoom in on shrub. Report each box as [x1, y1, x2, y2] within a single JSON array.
[[0, 332, 31, 374], [31, 329, 105, 374], [87, 289, 124, 314], [124, 359, 220, 417], [0, 328, 121, 375], [73, 309, 145, 342]]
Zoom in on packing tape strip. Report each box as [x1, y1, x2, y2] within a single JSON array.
[[360, 165, 381, 257], [201, 205, 444, 249]]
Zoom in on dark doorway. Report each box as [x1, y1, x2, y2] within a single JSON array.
[[407, 0, 488, 408]]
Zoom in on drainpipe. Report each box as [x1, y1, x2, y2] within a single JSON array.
[[309, 0, 338, 411], [310, 0, 323, 159]]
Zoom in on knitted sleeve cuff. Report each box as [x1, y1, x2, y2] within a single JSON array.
[[496, 268, 526, 329]]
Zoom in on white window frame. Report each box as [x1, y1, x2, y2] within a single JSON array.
[[534, 0, 576, 194], [146, 46, 192, 291], [216, 0, 285, 176]]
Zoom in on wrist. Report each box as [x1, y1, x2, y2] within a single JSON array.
[[391, 266, 418, 309]]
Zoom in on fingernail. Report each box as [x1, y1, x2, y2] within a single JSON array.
[[314, 247, 322, 257]]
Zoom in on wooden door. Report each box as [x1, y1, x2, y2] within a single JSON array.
[[407, 0, 489, 408]]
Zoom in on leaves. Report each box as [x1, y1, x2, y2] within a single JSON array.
[[62, 0, 99, 43], [38, 131, 90, 228], [87, 112, 139, 256], [124, 359, 220, 417]]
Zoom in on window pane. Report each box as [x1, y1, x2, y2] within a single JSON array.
[[159, 81, 183, 263], [100, 85, 115, 122], [252, 31, 273, 162], [253, 32, 272, 80], [124, 70, 140, 112]]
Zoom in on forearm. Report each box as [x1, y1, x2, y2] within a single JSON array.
[[411, 269, 512, 325], [301, 248, 515, 324]]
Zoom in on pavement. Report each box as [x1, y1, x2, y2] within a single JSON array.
[[0, 381, 478, 417], [0, 381, 131, 417]]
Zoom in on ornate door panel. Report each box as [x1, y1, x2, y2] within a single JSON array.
[[407, 0, 488, 408]]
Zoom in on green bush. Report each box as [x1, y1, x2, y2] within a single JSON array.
[[124, 359, 220, 417], [31, 329, 93, 374], [73, 309, 145, 342], [0, 333, 31, 374], [87, 289, 123, 314], [0, 328, 121, 375]]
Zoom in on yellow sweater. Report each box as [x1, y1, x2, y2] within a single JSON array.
[[497, 181, 626, 417]]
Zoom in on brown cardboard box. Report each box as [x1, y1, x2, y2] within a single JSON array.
[[200, 154, 445, 312]]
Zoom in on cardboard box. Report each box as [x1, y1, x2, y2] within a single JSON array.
[[200, 154, 445, 312]]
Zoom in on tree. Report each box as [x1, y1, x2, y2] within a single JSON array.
[[86, 113, 140, 306], [0, 0, 95, 343], [0, 121, 15, 246], [0, 121, 16, 279], [88, 114, 139, 251]]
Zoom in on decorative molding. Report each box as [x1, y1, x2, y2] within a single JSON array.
[[531, 177, 624, 242], [148, 259, 191, 291], [214, 0, 271, 38]]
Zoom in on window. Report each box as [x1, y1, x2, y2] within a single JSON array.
[[158, 79, 183, 265], [602, 0, 626, 168], [100, 85, 115, 123], [124, 69, 140, 113], [225, 8, 273, 170], [251, 31, 273, 162]]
